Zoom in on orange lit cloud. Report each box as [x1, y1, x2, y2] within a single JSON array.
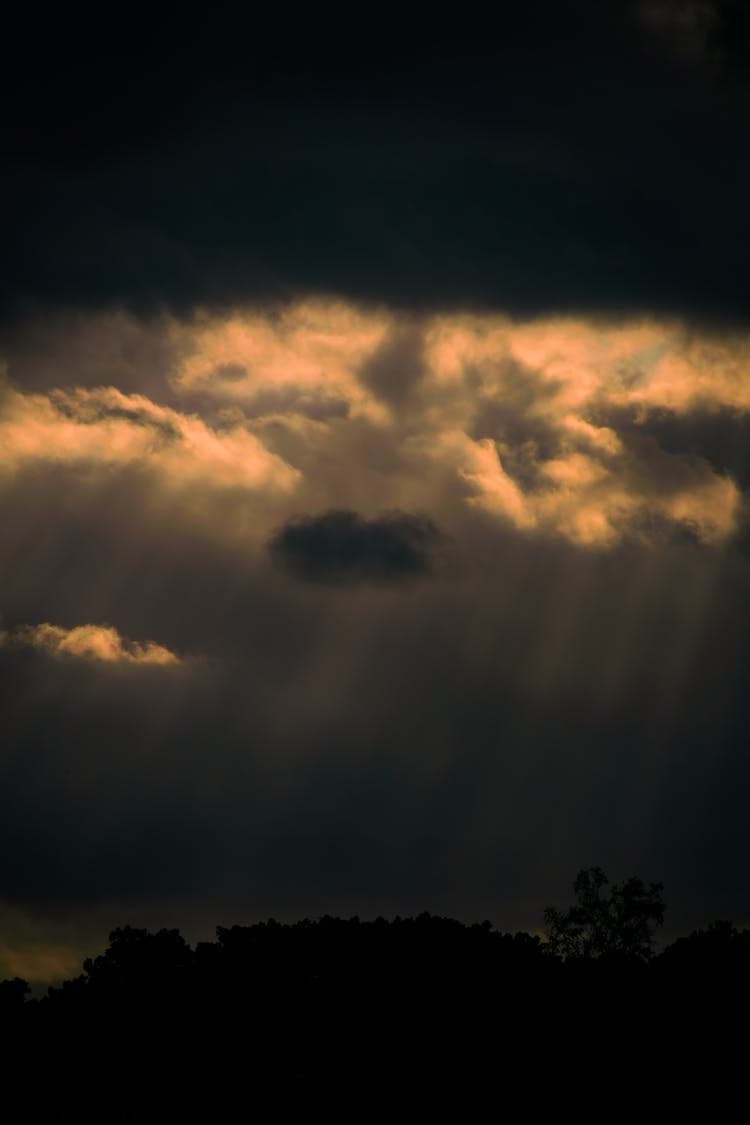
[[424, 313, 750, 420], [2, 303, 749, 549], [0, 381, 299, 495], [170, 300, 390, 422], [4, 622, 180, 666], [416, 314, 747, 544]]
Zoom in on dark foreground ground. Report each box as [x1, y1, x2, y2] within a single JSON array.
[[2, 915, 748, 1121]]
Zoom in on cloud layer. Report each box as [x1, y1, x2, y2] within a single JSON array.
[[5, 303, 746, 551], [4, 5, 750, 324]]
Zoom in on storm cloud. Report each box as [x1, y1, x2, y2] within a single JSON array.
[[3, 4, 750, 326]]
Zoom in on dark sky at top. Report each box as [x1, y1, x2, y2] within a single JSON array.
[[1, 1, 750, 979], [4, 2, 750, 323]]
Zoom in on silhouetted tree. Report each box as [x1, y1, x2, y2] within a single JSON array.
[[657, 918, 750, 977], [0, 976, 29, 1014], [4, 907, 750, 1121], [544, 867, 665, 960]]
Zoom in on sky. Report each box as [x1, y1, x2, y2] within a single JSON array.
[[2, 1, 750, 980]]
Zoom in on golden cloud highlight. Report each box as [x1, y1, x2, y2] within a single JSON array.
[[3, 303, 749, 549], [0, 382, 299, 494], [417, 314, 747, 544], [5, 622, 180, 666], [170, 300, 390, 422]]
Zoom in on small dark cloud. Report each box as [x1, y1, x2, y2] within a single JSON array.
[[268, 510, 447, 584]]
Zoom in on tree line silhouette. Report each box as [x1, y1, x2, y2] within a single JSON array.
[[2, 869, 748, 1121]]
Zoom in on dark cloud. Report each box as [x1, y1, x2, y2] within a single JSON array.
[[595, 403, 750, 490], [0, 310, 178, 397], [2, 4, 750, 326], [268, 510, 447, 584]]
